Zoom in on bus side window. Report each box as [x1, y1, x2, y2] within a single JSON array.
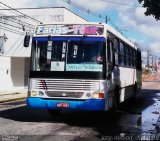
[[114, 38, 119, 66], [107, 39, 113, 62], [136, 50, 142, 70], [107, 39, 115, 69], [119, 42, 125, 66]]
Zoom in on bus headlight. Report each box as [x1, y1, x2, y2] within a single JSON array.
[[31, 91, 37, 97], [92, 93, 105, 99], [92, 93, 99, 98]]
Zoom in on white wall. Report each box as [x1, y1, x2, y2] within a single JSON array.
[[0, 56, 29, 91], [10, 57, 25, 88], [19, 8, 87, 24], [0, 56, 13, 90], [0, 7, 87, 57], [0, 7, 88, 91]]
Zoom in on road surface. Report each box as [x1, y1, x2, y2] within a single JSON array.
[[0, 81, 160, 141]]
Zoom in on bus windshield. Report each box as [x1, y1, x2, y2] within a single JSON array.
[[31, 37, 105, 72]]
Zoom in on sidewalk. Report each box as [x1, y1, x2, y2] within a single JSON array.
[[0, 89, 27, 103], [142, 72, 160, 81]]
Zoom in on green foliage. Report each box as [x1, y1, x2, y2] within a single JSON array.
[[139, 0, 160, 20]]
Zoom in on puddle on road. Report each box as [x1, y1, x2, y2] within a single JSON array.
[[142, 94, 160, 135], [114, 92, 160, 138], [156, 93, 160, 96]]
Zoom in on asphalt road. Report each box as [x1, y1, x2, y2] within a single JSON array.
[[0, 81, 160, 141]]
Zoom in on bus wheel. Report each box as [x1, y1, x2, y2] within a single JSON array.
[[48, 109, 61, 116], [113, 87, 120, 111]]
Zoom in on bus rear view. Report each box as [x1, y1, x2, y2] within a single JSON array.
[[26, 23, 108, 114]]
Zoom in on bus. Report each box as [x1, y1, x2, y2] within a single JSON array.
[[24, 22, 142, 115]]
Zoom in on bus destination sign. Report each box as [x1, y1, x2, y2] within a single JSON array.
[[35, 24, 104, 35]]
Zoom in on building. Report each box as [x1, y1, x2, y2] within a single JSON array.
[[0, 7, 87, 92]]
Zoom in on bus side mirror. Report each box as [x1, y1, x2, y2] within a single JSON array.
[[24, 35, 30, 47]]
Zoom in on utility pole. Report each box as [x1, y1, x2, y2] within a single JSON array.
[[147, 50, 150, 70], [152, 55, 154, 71], [146, 49, 150, 71], [105, 15, 108, 24]]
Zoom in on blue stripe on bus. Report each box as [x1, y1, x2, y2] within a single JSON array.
[[27, 97, 105, 111], [32, 37, 106, 42]]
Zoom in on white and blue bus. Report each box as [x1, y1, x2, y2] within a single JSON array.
[[24, 23, 142, 115]]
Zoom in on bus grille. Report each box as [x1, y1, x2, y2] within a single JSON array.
[[45, 91, 84, 98], [32, 79, 100, 98]]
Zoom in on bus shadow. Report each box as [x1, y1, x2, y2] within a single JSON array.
[[0, 88, 159, 136]]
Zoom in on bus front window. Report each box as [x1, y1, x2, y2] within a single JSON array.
[[66, 40, 104, 72], [31, 38, 105, 72]]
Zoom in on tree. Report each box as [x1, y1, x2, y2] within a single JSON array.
[[139, 0, 160, 20]]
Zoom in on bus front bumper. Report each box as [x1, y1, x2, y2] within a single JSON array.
[[27, 97, 105, 111]]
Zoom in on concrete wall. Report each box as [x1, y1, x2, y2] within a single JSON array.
[[0, 56, 12, 90], [24, 57, 30, 87], [0, 56, 30, 91], [10, 57, 25, 87]]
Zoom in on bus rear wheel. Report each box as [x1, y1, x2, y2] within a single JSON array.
[[130, 83, 137, 102], [48, 109, 61, 116]]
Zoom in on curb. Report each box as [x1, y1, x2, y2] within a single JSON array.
[[0, 97, 27, 104]]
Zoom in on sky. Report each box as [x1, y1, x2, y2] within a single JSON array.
[[0, 0, 160, 61]]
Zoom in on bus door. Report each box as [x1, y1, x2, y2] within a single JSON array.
[[106, 37, 115, 109]]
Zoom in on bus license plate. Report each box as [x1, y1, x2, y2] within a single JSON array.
[[56, 103, 69, 108]]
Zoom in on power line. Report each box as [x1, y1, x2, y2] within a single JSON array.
[[0, 24, 25, 35], [0, 21, 24, 30], [0, 16, 35, 37], [0, 1, 41, 23], [61, 0, 119, 29], [61, 0, 103, 18], [5, 33, 24, 55], [65, 0, 102, 18], [2, 17, 35, 30], [11, 37, 24, 56], [0, 4, 36, 28], [0, 3, 36, 34], [100, 0, 141, 7], [7, 16, 35, 30]]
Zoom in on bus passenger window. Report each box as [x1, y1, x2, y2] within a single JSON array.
[[125, 45, 129, 67], [114, 39, 119, 65], [107, 40, 113, 62], [119, 42, 125, 66]]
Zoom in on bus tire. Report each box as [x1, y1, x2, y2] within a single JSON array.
[[113, 86, 120, 111], [48, 109, 61, 116]]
